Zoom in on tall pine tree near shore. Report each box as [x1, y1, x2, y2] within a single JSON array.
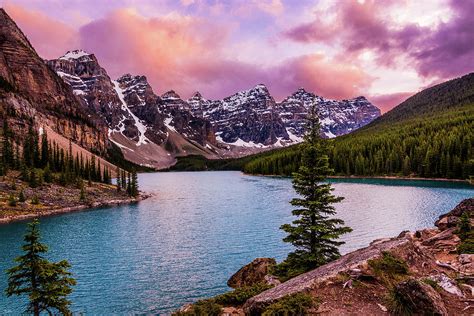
[[273, 107, 352, 280], [5, 219, 76, 316]]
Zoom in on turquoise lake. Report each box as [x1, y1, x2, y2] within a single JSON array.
[[0, 171, 473, 314]]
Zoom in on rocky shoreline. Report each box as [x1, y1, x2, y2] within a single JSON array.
[[178, 198, 474, 315], [0, 194, 149, 225]]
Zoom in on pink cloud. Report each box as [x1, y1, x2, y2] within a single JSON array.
[[77, 8, 373, 101]]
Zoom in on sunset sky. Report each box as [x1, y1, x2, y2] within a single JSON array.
[[1, 0, 473, 112]]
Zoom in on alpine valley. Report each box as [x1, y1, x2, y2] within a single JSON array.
[[46, 49, 381, 169]]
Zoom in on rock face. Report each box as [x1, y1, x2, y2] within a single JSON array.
[[48, 52, 217, 168], [435, 198, 473, 230], [0, 9, 107, 154], [393, 279, 448, 315], [277, 89, 381, 138], [227, 258, 276, 288], [47, 51, 144, 142], [184, 85, 289, 146], [183, 85, 381, 148]]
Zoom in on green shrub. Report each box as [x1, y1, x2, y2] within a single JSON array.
[[368, 252, 409, 284], [270, 253, 313, 282], [173, 299, 222, 316], [421, 278, 441, 291], [214, 283, 273, 306], [31, 195, 39, 205], [18, 190, 26, 202], [8, 194, 17, 206], [387, 286, 413, 316], [262, 293, 315, 316], [457, 211, 471, 241], [458, 238, 474, 254]]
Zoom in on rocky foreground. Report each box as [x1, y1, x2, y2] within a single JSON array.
[[179, 199, 474, 315]]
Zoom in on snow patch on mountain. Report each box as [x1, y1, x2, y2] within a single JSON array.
[[112, 80, 149, 146], [59, 50, 92, 61]]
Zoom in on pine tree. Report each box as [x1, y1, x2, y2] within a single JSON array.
[[43, 164, 52, 183], [18, 189, 26, 202], [457, 211, 471, 241], [5, 220, 76, 316], [130, 169, 139, 197], [116, 166, 121, 191], [274, 108, 352, 280], [79, 182, 86, 202]]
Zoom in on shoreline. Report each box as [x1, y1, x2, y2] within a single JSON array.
[[244, 172, 472, 184], [327, 175, 472, 184], [0, 194, 151, 225]]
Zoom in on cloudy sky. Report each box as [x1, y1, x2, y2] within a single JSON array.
[[1, 0, 473, 112]]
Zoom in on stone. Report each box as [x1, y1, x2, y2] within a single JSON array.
[[221, 307, 245, 316], [394, 279, 448, 315], [227, 258, 276, 288], [435, 199, 473, 230]]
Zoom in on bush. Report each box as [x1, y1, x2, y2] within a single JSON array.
[[214, 283, 273, 306], [457, 211, 471, 241], [8, 194, 17, 206], [458, 238, 474, 254], [18, 190, 26, 202], [173, 299, 222, 316], [368, 252, 409, 284], [262, 293, 315, 316], [270, 253, 313, 282], [387, 286, 413, 316], [31, 195, 39, 205]]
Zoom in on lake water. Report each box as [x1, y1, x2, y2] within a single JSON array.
[[0, 171, 472, 314]]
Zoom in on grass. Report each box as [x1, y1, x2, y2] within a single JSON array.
[[368, 252, 409, 285], [213, 283, 273, 306], [387, 285, 414, 316], [262, 293, 316, 316], [421, 278, 441, 291], [173, 299, 222, 316], [173, 283, 274, 315]]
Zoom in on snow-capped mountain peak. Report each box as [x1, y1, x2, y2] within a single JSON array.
[[59, 50, 93, 61]]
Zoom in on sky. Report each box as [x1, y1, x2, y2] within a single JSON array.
[[1, 0, 473, 112]]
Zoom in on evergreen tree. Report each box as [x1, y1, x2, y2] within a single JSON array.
[[457, 211, 471, 241], [79, 182, 86, 202], [18, 189, 26, 202], [116, 166, 121, 191], [274, 108, 352, 280], [43, 164, 52, 183], [130, 169, 139, 197], [5, 220, 76, 316]]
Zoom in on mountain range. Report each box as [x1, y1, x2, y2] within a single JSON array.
[[1, 9, 381, 169]]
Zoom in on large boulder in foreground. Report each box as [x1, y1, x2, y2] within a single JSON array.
[[435, 198, 473, 231], [227, 258, 276, 288], [393, 278, 448, 315]]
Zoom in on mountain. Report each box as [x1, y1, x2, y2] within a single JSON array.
[[182, 84, 380, 147], [48, 52, 219, 168], [48, 47, 381, 168], [238, 73, 474, 180], [0, 9, 108, 155], [277, 88, 380, 138], [0, 7, 381, 169]]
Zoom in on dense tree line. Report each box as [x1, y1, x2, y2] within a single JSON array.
[[243, 105, 474, 180], [0, 119, 138, 196]]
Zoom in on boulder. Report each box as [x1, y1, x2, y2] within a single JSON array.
[[394, 279, 448, 315], [227, 258, 276, 288], [435, 198, 473, 230]]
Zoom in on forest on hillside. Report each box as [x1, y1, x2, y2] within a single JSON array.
[[243, 105, 473, 179]]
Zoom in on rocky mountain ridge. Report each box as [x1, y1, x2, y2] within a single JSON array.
[[45, 53, 380, 167]]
